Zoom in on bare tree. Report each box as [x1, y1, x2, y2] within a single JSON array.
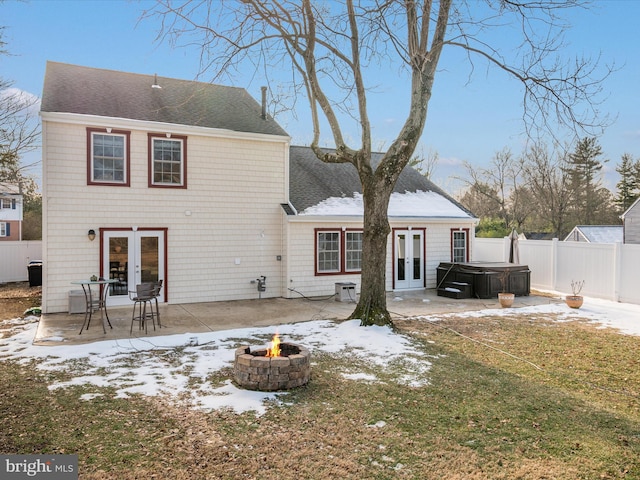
[[148, 0, 610, 326], [458, 181, 502, 220], [0, 28, 40, 191], [0, 29, 42, 240], [409, 145, 439, 180], [0, 88, 40, 177], [458, 148, 528, 230], [522, 142, 573, 238]]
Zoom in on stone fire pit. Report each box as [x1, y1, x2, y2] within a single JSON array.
[[234, 342, 311, 391]]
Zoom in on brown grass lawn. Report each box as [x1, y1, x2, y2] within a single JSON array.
[[1, 285, 639, 479], [0, 282, 41, 321]]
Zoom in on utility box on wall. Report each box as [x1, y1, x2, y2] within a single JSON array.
[[335, 282, 356, 302]]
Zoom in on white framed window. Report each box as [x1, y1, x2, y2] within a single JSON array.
[[0, 222, 7, 236], [317, 231, 340, 273], [149, 134, 187, 188], [452, 229, 468, 263], [87, 128, 130, 186], [1, 198, 11, 209], [345, 231, 363, 272]]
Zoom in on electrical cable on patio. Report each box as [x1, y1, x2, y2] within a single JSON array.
[[287, 287, 338, 301]]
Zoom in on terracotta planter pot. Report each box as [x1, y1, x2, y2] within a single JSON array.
[[565, 295, 584, 309], [498, 292, 515, 308]]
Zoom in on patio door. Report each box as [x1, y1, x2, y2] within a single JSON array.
[[394, 229, 424, 290], [102, 229, 166, 306]]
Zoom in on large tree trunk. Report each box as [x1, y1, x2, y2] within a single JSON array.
[[350, 176, 394, 326]]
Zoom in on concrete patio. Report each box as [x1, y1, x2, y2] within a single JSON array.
[[34, 289, 563, 345]]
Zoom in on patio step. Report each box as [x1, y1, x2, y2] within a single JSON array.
[[437, 281, 472, 299]]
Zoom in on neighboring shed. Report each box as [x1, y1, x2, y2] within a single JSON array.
[[564, 225, 623, 243]]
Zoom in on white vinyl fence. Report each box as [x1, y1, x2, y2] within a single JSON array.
[[0, 241, 43, 283], [473, 237, 640, 305]]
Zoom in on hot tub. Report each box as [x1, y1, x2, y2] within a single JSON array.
[[437, 262, 530, 299]]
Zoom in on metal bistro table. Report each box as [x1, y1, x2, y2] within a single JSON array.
[[71, 279, 117, 334]]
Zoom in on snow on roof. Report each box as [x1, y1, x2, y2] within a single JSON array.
[[299, 190, 472, 218]]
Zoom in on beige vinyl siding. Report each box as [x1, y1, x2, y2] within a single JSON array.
[[424, 223, 474, 287], [286, 221, 363, 298], [284, 219, 475, 299], [42, 120, 288, 313]]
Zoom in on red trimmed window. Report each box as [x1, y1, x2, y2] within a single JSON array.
[[87, 128, 131, 186], [148, 133, 187, 188], [315, 229, 363, 275]]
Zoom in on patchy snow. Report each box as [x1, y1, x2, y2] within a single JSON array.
[[1, 296, 638, 416], [0, 319, 430, 416], [413, 297, 640, 337], [299, 191, 471, 218], [342, 372, 378, 382]]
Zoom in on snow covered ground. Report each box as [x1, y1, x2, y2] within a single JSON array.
[[1, 296, 638, 415]]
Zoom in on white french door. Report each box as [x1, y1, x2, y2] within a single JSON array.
[[394, 229, 424, 290], [102, 229, 166, 306]]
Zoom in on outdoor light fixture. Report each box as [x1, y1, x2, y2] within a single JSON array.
[[88, 229, 96, 241]]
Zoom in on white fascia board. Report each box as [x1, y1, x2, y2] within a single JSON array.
[[40, 111, 291, 144]]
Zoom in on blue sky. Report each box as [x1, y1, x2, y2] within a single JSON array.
[[3, 0, 639, 193]]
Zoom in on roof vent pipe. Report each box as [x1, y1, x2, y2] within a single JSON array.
[[261, 86, 267, 119], [152, 73, 162, 89]]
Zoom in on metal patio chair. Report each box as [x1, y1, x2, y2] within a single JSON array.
[[152, 279, 163, 328], [129, 283, 156, 334]]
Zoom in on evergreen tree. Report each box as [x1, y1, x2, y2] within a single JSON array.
[[615, 153, 639, 213], [564, 137, 608, 225]]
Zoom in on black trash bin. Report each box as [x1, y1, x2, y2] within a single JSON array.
[[28, 260, 43, 287]]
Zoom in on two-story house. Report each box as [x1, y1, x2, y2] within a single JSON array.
[[40, 62, 476, 314], [0, 183, 23, 241]]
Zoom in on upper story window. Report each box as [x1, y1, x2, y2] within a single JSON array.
[[1, 198, 12, 209], [451, 229, 469, 263], [87, 128, 131, 186], [148, 133, 187, 188]]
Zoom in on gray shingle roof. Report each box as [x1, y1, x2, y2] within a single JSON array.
[[565, 225, 623, 243], [41, 62, 288, 137], [289, 145, 473, 216]]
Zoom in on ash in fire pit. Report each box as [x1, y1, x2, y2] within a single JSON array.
[[234, 336, 311, 391]]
